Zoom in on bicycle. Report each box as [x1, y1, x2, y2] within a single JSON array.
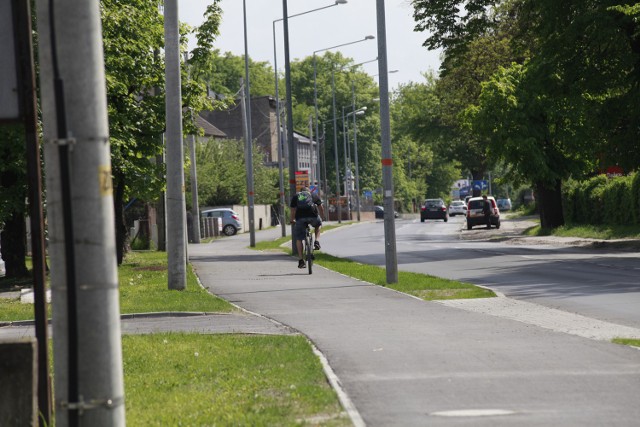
[[303, 223, 314, 275]]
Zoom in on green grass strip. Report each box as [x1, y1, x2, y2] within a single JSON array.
[[612, 338, 640, 348], [253, 232, 495, 301], [119, 251, 234, 314], [0, 251, 234, 322], [123, 333, 350, 426], [525, 223, 640, 239]]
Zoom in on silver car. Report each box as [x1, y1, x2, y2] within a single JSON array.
[[448, 200, 467, 216], [201, 208, 242, 236]]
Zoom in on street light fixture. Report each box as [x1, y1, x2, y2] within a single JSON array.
[[313, 36, 375, 222], [272, 1, 348, 236], [341, 105, 366, 220]]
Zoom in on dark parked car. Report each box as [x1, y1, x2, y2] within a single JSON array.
[[421, 199, 448, 222], [374, 205, 399, 219]]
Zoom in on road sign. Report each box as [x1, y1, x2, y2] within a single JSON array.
[[295, 171, 309, 192]]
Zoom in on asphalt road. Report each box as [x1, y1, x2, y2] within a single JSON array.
[[320, 215, 640, 329], [188, 227, 640, 426]]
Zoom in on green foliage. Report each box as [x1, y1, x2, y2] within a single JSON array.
[[563, 173, 639, 226], [193, 138, 280, 207], [390, 77, 461, 206], [102, 0, 167, 201], [632, 172, 640, 223], [412, 0, 500, 54], [0, 125, 28, 228], [190, 49, 275, 98], [289, 52, 381, 195]]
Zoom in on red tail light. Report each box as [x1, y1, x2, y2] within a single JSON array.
[[231, 214, 239, 220], [421, 206, 426, 211], [441, 207, 446, 211]]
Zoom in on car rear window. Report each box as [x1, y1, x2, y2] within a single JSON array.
[[468, 200, 484, 209], [425, 200, 442, 207]]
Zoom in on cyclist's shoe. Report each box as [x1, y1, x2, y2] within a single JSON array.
[[298, 259, 306, 269], [314, 240, 321, 250]]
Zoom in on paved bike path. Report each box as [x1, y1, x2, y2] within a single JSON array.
[[189, 228, 640, 427]]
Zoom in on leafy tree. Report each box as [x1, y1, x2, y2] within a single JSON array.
[[190, 50, 275, 98], [467, 63, 598, 227], [516, 0, 640, 173], [193, 138, 279, 207], [289, 52, 381, 199], [412, 0, 504, 55], [102, 0, 221, 262], [0, 125, 29, 278]]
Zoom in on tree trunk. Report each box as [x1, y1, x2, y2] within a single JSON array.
[[536, 179, 565, 229], [113, 173, 128, 265], [0, 212, 29, 278], [470, 170, 485, 197]]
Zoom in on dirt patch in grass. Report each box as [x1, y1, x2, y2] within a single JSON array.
[[133, 266, 167, 272]]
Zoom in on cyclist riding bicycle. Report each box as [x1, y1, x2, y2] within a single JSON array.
[[290, 186, 324, 269]]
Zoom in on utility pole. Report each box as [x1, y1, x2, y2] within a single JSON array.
[[309, 115, 314, 186], [34, 0, 125, 424], [331, 68, 342, 223], [188, 132, 200, 243], [242, 0, 256, 247], [282, 0, 299, 255], [14, 0, 52, 422], [164, 0, 187, 290], [352, 82, 362, 221], [240, 78, 256, 247], [184, 53, 201, 244], [376, 0, 398, 283], [272, 20, 286, 237]]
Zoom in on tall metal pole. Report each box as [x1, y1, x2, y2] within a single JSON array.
[[16, 0, 51, 422], [352, 81, 362, 221], [313, 54, 323, 204], [242, 0, 256, 247], [164, 0, 187, 290], [35, 0, 126, 423], [282, 0, 299, 254], [341, 106, 351, 220], [331, 67, 342, 223], [321, 125, 329, 219], [272, 20, 286, 237], [376, 0, 398, 283], [188, 132, 200, 243], [184, 53, 201, 244], [273, 3, 346, 231], [309, 115, 315, 185]]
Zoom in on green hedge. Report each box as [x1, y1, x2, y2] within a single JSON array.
[[563, 172, 638, 226]]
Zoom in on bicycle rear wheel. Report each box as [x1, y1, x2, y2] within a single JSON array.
[[306, 232, 313, 275]]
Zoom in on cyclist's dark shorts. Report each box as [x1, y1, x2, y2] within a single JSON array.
[[293, 216, 322, 241]]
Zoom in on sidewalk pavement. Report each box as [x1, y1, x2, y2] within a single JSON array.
[[2, 224, 640, 426], [187, 226, 640, 426]]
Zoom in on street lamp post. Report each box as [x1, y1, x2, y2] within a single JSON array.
[[341, 106, 350, 220], [313, 36, 374, 222], [242, 0, 256, 247], [376, 0, 398, 283], [342, 105, 366, 221], [330, 67, 342, 223], [272, 0, 347, 236]]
